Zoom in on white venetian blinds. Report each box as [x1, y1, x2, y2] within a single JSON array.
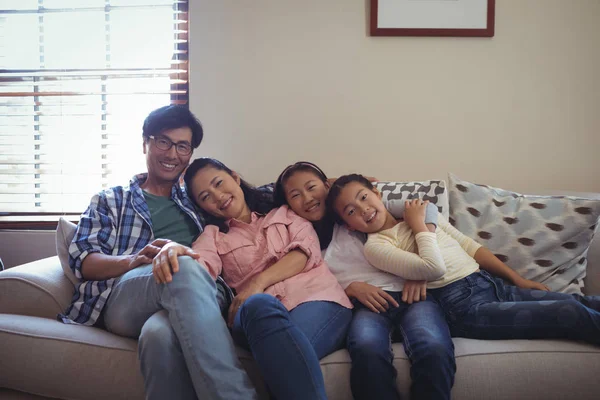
[[0, 0, 189, 214]]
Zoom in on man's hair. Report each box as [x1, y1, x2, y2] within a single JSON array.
[[326, 174, 375, 225], [273, 161, 329, 206], [183, 157, 275, 233], [142, 105, 204, 149]]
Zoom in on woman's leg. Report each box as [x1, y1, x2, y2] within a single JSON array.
[[346, 305, 399, 400], [394, 297, 455, 400], [435, 271, 600, 345], [232, 294, 338, 400]]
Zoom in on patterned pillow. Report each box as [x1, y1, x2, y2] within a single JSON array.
[[448, 174, 600, 294], [375, 180, 449, 219]]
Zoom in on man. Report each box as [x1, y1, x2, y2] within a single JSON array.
[[61, 105, 257, 400]]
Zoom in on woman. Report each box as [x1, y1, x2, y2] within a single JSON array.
[[153, 158, 352, 400]]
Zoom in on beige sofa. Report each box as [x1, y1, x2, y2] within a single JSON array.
[[2, 217, 600, 399]]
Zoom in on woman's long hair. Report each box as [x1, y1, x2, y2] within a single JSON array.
[[184, 158, 275, 233]]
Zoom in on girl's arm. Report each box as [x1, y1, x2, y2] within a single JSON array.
[[364, 233, 446, 281], [473, 247, 549, 291]]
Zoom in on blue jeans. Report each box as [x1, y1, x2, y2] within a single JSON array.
[[430, 270, 600, 344], [347, 294, 455, 400], [232, 294, 352, 400], [103, 256, 257, 400]]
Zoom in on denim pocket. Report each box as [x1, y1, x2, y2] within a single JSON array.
[[435, 279, 474, 322]]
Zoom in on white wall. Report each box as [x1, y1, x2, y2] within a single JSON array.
[[189, 0, 600, 192]]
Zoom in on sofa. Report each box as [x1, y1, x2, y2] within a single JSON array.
[[1, 188, 600, 400]]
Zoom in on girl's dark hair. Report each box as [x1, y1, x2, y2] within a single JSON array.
[[274, 161, 334, 249], [326, 174, 374, 225], [183, 158, 275, 233], [274, 161, 328, 206], [142, 105, 204, 149]]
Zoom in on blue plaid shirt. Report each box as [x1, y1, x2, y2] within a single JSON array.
[[60, 173, 232, 326]]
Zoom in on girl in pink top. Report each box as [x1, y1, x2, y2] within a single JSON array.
[[154, 158, 352, 400]]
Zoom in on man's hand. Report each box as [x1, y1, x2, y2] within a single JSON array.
[[152, 242, 200, 284], [345, 281, 399, 313], [227, 279, 266, 327], [514, 277, 550, 291], [128, 238, 171, 270], [401, 280, 427, 304], [403, 199, 429, 233]]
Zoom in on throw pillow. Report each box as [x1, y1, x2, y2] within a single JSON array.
[[56, 217, 79, 285], [448, 173, 600, 294], [375, 180, 449, 219]]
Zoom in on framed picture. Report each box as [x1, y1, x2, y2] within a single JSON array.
[[370, 0, 495, 37]]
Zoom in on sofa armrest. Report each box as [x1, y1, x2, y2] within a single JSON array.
[[0, 256, 73, 319]]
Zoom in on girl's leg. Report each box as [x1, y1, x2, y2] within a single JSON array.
[[394, 297, 455, 400], [232, 294, 344, 400], [346, 306, 399, 400], [436, 272, 600, 345]]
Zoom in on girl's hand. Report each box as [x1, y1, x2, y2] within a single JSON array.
[[403, 199, 429, 233], [401, 280, 427, 304], [228, 279, 265, 327], [514, 277, 550, 291], [152, 242, 200, 284], [345, 281, 399, 313]]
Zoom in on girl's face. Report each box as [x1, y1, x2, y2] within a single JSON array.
[[333, 181, 389, 234], [283, 170, 330, 222], [189, 166, 251, 222]]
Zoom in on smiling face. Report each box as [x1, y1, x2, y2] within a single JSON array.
[[188, 165, 251, 222], [283, 170, 330, 222], [143, 127, 193, 185], [333, 181, 394, 234]]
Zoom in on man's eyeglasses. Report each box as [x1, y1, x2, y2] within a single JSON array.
[[149, 135, 193, 156]]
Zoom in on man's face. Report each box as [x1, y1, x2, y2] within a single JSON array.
[[143, 127, 193, 184]]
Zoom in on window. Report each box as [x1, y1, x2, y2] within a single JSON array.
[[0, 0, 188, 226]]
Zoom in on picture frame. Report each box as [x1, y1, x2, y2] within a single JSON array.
[[370, 0, 495, 37]]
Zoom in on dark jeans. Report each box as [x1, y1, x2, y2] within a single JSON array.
[[232, 294, 352, 400], [430, 270, 600, 344], [346, 294, 455, 400]]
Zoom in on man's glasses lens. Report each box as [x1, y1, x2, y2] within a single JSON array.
[[152, 136, 192, 155]]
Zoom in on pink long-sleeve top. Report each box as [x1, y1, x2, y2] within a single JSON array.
[[191, 205, 353, 311]]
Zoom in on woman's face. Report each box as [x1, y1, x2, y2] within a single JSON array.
[[283, 170, 330, 222], [189, 166, 250, 221]]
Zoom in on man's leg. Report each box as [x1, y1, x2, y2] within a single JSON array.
[[138, 310, 197, 400], [103, 256, 257, 400], [395, 297, 455, 400], [346, 306, 399, 400]]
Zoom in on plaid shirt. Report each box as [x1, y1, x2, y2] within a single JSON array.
[[60, 173, 232, 326]]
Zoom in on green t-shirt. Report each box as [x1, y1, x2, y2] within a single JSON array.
[[143, 190, 199, 247]]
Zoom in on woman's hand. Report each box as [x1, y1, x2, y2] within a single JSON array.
[[514, 277, 550, 291], [228, 279, 265, 327], [345, 281, 399, 313], [128, 238, 171, 270], [401, 280, 427, 304], [152, 242, 200, 284]]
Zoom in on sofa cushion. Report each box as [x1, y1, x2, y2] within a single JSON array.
[[56, 217, 79, 285], [0, 257, 72, 319], [375, 179, 449, 218], [448, 174, 600, 294]]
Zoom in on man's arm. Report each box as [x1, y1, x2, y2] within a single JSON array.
[[81, 239, 170, 281]]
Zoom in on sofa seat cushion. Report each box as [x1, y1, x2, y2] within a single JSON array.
[[2, 313, 600, 400]]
